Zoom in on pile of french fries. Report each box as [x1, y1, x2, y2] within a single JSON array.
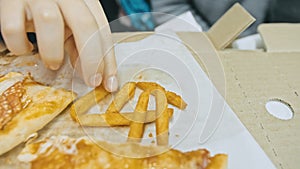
[[70, 82, 187, 146]]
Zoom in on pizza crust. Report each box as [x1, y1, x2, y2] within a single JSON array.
[[207, 154, 228, 169], [18, 136, 228, 169], [0, 72, 75, 155]]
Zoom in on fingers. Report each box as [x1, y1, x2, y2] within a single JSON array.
[[58, 0, 104, 87], [0, 0, 33, 55], [84, 0, 118, 91], [27, 0, 64, 70], [103, 48, 118, 92], [64, 35, 83, 77], [64, 36, 78, 68], [1, 0, 113, 88]]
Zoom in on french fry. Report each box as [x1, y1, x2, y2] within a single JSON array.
[[127, 91, 150, 142], [136, 82, 165, 92], [70, 85, 110, 121], [105, 82, 136, 114], [136, 82, 187, 110], [78, 112, 132, 126], [166, 91, 187, 110], [76, 109, 174, 127], [152, 89, 169, 146], [79, 111, 155, 127]]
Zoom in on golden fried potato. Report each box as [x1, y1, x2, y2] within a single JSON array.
[[136, 82, 187, 110], [105, 82, 136, 114], [76, 109, 174, 127], [128, 91, 150, 142], [70, 85, 109, 121], [166, 91, 187, 110], [136, 82, 165, 92], [152, 89, 169, 146]]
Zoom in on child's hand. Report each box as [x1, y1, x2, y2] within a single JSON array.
[[0, 0, 118, 91]]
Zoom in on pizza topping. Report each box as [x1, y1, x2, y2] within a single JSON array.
[[0, 72, 24, 94], [0, 81, 31, 130], [18, 136, 86, 162], [25, 133, 39, 145], [18, 136, 224, 169]]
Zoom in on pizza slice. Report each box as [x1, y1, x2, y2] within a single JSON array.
[[18, 136, 228, 169], [0, 72, 75, 155]]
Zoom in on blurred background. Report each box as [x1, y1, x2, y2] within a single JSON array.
[[100, 0, 300, 36], [1, 0, 299, 49]]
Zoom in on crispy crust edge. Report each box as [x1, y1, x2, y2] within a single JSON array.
[[206, 154, 228, 169], [0, 72, 76, 156]]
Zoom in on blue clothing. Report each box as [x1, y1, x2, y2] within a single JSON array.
[[120, 0, 155, 31]]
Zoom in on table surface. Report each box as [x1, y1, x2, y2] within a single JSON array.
[[112, 32, 300, 169]]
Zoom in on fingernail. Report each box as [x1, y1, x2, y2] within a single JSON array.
[[106, 76, 118, 92], [49, 64, 60, 70], [89, 73, 102, 87]]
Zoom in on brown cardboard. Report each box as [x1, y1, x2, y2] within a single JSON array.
[[258, 23, 300, 52], [219, 51, 300, 169], [178, 32, 226, 97], [177, 32, 300, 169], [207, 3, 255, 50], [177, 5, 300, 168]]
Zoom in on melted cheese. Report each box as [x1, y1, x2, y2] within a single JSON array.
[[17, 136, 222, 169], [0, 81, 28, 130], [0, 72, 24, 95], [0, 72, 75, 156], [18, 136, 87, 162]]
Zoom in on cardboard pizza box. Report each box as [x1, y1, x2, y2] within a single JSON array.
[[177, 4, 300, 169]]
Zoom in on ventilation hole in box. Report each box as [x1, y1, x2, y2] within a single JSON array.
[[265, 99, 294, 120]]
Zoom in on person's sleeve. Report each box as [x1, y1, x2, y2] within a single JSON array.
[[151, 0, 210, 31]]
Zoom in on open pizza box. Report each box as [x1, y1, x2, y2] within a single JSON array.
[[0, 3, 299, 169], [175, 4, 300, 169]]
